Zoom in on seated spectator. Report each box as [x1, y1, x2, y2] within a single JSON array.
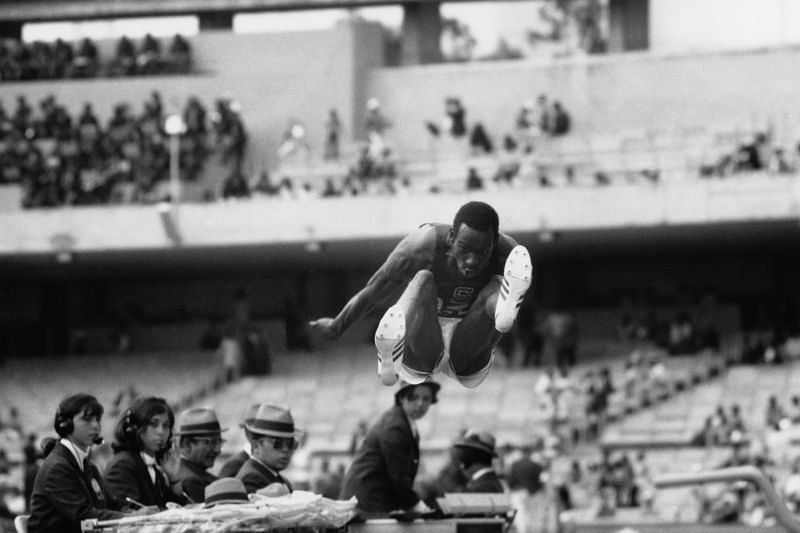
[[237, 404, 300, 494], [27, 394, 132, 532], [137, 33, 162, 75], [222, 169, 250, 199], [167, 34, 191, 74], [213, 98, 247, 172], [364, 98, 391, 158], [73, 38, 99, 78], [469, 122, 493, 155], [104, 397, 187, 508], [324, 108, 341, 161], [444, 97, 467, 138], [466, 166, 484, 190], [174, 407, 227, 504], [765, 395, 787, 431], [452, 430, 503, 493], [551, 101, 570, 136], [52, 38, 74, 78], [112, 36, 137, 76]]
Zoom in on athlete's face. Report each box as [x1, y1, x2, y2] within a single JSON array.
[[450, 224, 495, 279]]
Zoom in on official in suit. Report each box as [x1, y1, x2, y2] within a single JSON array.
[[340, 381, 440, 517], [218, 403, 259, 478], [453, 429, 504, 493], [174, 407, 227, 503], [28, 394, 127, 533], [236, 404, 300, 494], [104, 396, 187, 508]]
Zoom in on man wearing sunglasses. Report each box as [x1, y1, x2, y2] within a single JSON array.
[[174, 407, 227, 503], [237, 404, 300, 494]]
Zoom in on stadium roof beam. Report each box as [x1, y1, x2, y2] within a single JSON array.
[[0, 0, 497, 23]]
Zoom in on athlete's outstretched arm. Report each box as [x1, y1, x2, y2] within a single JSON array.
[[309, 225, 436, 339]]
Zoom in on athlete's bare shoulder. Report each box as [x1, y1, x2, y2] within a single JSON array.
[[383, 224, 437, 277], [496, 232, 519, 261]]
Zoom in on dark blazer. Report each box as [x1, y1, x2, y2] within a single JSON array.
[[104, 449, 185, 508], [340, 405, 420, 514], [236, 457, 293, 494], [176, 457, 216, 504], [218, 449, 249, 478], [464, 467, 505, 493], [28, 443, 125, 533]]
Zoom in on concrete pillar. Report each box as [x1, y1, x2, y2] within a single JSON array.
[[400, 1, 443, 65], [198, 11, 234, 32], [608, 0, 649, 52]]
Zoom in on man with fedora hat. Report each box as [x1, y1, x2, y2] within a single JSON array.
[[218, 403, 260, 478], [453, 429, 504, 493], [340, 381, 440, 517], [237, 404, 300, 494], [174, 407, 227, 503]]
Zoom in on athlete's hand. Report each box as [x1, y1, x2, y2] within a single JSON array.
[[308, 317, 340, 339]]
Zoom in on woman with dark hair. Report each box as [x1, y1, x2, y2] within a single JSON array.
[[340, 381, 440, 518], [104, 396, 186, 508], [28, 394, 133, 532]]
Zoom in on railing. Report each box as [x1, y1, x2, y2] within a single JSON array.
[[655, 466, 800, 533]]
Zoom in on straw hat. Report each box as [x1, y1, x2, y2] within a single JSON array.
[[174, 407, 227, 436], [240, 403, 261, 428], [244, 404, 300, 438], [204, 477, 249, 507]]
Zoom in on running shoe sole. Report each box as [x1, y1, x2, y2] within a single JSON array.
[[495, 245, 532, 333], [375, 306, 405, 386]]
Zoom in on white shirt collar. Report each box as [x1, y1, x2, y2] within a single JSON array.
[[60, 438, 89, 471], [140, 451, 158, 484], [140, 451, 157, 466], [471, 467, 494, 481], [251, 456, 279, 476]]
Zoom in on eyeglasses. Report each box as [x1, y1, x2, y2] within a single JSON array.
[[260, 436, 299, 451], [194, 437, 225, 447]]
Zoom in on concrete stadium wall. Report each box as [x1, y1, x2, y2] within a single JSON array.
[[2, 176, 798, 255], [650, 0, 800, 53], [368, 46, 800, 157]]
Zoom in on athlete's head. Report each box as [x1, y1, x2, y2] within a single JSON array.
[[449, 201, 499, 278]]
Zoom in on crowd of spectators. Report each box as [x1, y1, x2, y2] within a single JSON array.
[[0, 90, 246, 208], [699, 131, 799, 179], [0, 34, 192, 82]]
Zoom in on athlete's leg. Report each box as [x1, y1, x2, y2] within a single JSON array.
[[450, 245, 532, 380], [375, 270, 443, 385], [448, 276, 503, 377]]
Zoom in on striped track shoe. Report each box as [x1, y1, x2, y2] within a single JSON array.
[[374, 306, 405, 386], [495, 245, 532, 333]]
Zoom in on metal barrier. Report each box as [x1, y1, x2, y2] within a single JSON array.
[[655, 465, 800, 533]]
